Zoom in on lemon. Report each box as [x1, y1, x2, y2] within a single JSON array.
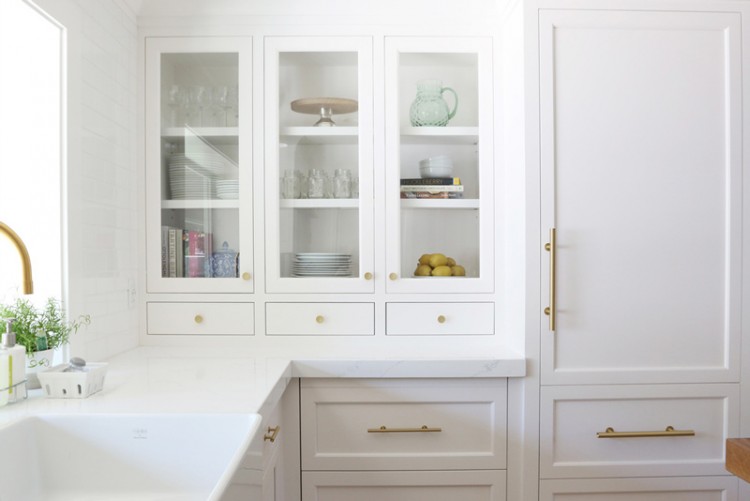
[[428, 253, 448, 268], [451, 265, 466, 276], [414, 264, 432, 277], [431, 265, 452, 276], [446, 257, 456, 267], [418, 253, 432, 266]]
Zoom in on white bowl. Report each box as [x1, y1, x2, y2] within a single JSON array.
[[419, 155, 453, 168], [420, 164, 454, 178]]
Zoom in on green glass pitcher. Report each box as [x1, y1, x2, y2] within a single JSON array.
[[409, 79, 458, 127]]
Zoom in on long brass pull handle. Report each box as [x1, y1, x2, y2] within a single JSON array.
[[597, 426, 695, 438], [544, 227, 556, 331], [367, 425, 442, 433], [264, 425, 281, 442]]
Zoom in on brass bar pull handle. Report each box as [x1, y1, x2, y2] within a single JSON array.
[[264, 425, 281, 442], [367, 425, 442, 433], [544, 227, 556, 331], [597, 426, 695, 439]]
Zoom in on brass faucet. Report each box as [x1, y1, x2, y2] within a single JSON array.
[[0, 222, 33, 294]]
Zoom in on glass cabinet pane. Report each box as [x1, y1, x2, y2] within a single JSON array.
[[265, 38, 373, 293], [146, 39, 252, 293], [386, 38, 494, 293]]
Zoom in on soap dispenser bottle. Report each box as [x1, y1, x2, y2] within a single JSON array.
[[0, 345, 9, 407], [1, 318, 27, 402]]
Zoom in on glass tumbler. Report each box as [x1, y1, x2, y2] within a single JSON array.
[[333, 169, 352, 199]]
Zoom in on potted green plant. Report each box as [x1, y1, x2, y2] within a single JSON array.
[[0, 297, 90, 387]]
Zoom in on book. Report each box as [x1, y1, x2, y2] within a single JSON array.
[[167, 227, 178, 277], [400, 177, 461, 186], [161, 226, 169, 277], [400, 184, 464, 193], [400, 191, 464, 199], [185, 230, 207, 278]]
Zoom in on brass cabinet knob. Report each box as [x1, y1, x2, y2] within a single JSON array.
[[389, 272, 398, 281], [242, 272, 251, 281], [194, 314, 204, 324], [315, 315, 325, 324], [364, 272, 373, 280], [264, 425, 281, 442], [437, 315, 446, 324]]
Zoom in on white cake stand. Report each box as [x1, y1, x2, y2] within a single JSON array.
[[290, 97, 358, 126]]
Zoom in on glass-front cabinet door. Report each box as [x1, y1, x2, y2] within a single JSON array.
[[145, 38, 253, 293], [385, 38, 494, 293], [265, 37, 374, 293]]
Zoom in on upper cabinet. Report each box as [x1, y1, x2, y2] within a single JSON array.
[[385, 38, 494, 293], [538, 10, 743, 385], [264, 37, 374, 293], [145, 37, 254, 293]]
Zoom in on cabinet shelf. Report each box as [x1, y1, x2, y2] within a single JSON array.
[[280, 199, 359, 209], [280, 126, 358, 145], [400, 199, 479, 209], [161, 127, 239, 144], [162, 199, 240, 210], [400, 127, 479, 145]]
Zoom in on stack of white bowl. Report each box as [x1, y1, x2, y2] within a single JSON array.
[[216, 180, 239, 200], [419, 155, 454, 178]]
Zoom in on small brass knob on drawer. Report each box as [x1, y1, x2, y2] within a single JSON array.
[[242, 272, 251, 281], [264, 425, 281, 443], [437, 315, 446, 324], [364, 272, 373, 280], [315, 315, 325, 324], [194, 315, 204, 324], [389, 272, 398, 281]]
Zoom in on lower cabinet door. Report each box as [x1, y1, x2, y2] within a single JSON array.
[[302, 470, 506, 501], [540, 476, 738, 501]]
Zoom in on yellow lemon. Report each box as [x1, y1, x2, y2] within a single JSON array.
[[431, 265, 452, 276], [428, 253, 448, 268], [418, 253, 432, 266], [414, 264, 432, 277], [451, 265, 466, 276], [446, 257, 456, 267]]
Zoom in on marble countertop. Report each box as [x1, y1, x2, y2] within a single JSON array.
[[0, 345, 526, 422]]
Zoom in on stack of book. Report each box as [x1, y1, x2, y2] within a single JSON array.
[[161, 226, 213, 278], [400, 177, 463, 199]]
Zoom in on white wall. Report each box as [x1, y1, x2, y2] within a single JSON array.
[[31, 0, 140, 361]]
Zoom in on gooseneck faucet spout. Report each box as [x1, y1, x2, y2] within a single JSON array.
[[0, 222, 33, 294]]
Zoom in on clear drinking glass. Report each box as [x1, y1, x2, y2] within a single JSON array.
[[333, 168, 351, 198]]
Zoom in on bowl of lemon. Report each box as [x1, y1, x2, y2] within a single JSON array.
[[413, 253, 466, 277]]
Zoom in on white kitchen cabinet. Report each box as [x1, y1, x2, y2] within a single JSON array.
[[145, 37, 254, 294], [385, 37, 494, 293], [539, 8, 742, 386], [302, 471, 506, 501], [264, 37, 375, 294], [300, 378, 507, 500], [535, 5, 747, 500]]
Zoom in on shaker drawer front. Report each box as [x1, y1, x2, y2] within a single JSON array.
[[303, 470, 506, 501], [301, 379, 507, 471], [147, 302, 254, 335], [540, 384, 739, 479], [386, 302, 494, 335], [540, 477, 738, 501], [266, 303, 374, 336]]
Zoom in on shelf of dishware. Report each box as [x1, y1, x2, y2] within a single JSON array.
[[400, 199, 479, 209], [280, 199, 359, 209], [162, 200, 240, 210], [161, 127, 239, 144], [400, 127, 479, 145], [280, 127, 359, 145]]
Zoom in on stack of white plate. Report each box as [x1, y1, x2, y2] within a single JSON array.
[[169, 165, 215, 200], [171, 153, 226, 176], [292, 253, 352, 277], [216, 180, 239, 200]]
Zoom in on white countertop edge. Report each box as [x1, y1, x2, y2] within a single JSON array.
[[290, 358, 526, 378]]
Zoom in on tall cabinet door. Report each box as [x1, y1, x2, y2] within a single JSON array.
[[539, 10, 743, 385], [145, 37, 253, 293]]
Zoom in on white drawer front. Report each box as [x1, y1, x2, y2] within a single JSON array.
[[386, 302, 494, 335], [540, 477, 738, 501], [266, 303, 374, 335], [540, 384, 739, 479], [303, 470, 506, 501], [147, 302, 254, 335], [301, 379, 506, 471]]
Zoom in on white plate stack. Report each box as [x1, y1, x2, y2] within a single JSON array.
[[216, 180, 239, 200], [168, 153, 224, 200], [292, 253, 352, 277]]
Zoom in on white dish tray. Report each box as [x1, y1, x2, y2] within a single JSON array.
[[37, 363, 108, 399]]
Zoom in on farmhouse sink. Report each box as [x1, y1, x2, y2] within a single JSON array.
[[0, 413, 260, 501]]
